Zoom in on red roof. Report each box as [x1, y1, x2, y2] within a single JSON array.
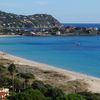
[[0, 92, 7, 97]]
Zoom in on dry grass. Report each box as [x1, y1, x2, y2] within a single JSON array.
[[0, 57, 90, 93]]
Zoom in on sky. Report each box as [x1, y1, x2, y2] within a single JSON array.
[[0, 0, 100, 23]]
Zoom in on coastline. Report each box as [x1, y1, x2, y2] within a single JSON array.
[[0, 51, 100, 93], [0, 35, 20, 37], [0, 34, 99, 37]]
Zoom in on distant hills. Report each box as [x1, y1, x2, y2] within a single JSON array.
[[0, 11, 63, 35], [0, 11, 99, 36]]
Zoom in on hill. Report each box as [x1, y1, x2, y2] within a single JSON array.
[[0, 11, 63, 35]]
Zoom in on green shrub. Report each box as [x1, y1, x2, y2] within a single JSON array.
[[0, 76, 12, 87], [17, 73, 35, 79], [32, 80, 47, 93], [65, 94, 86, 100], [45, 87, 65, 100], [9, 93, 32, 100], [79, 92, 100, 100], [32, 80, 65, 100], [25, 88, 47, 100]]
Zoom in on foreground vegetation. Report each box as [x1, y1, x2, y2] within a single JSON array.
[[0, 63, 100, 100], [7, 80, 100, 100]]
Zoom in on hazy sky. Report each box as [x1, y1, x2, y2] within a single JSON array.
[[0, 0, 100, 23]]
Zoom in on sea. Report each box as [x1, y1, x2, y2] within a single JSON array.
[[64, 23, 100, 28], [0, 23, 100, 77]]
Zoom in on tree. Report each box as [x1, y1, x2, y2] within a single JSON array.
[[0, 76, 12, 87], [45, 86, 65, 100], [17, 73, 35, 89], [8, 93, 32, 100], [8, 63, 16, 93], [8, 63, 16, 75], [32, 80, 65, 100], [8, 88, 47, 100], [32, 80, 47, 94], [25, 89, 47, 100], [14, 78, 23, 92]]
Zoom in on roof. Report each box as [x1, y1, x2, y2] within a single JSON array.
[[0, 92, 7, 97]]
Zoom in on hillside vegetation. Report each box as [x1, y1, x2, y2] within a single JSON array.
[[0, 11, 63, 35]]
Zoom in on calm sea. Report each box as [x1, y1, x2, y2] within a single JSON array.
[[64, 23, 100, 28], [0, 36, 100, 77]]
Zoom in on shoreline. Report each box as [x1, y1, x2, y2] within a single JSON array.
[[0, 34, 99, 37], [0, 51, 100, 93], [0, 35, 20, 37]]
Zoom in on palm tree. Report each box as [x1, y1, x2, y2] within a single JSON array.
[[8, 63, 16, 93], [18, 73, 34, 89]]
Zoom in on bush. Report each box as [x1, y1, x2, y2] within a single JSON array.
[[79, 92, 100, 100], [8, 88, 47, 100], [8, 93, 32, 100], [25, 88, 47, 100], [65, 94, 86, 100], [0, 76, 12, 87], [45, 87, 65, 100], [32, 80, 47, 93], [17, 73, 35, 79], [32, 80, 65, 100]]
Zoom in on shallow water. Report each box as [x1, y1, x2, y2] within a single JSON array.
[[0, 36, 100, 77]]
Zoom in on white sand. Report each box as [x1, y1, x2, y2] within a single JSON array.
[[0, 51, 100, 93], [0, 35, 20, 37]]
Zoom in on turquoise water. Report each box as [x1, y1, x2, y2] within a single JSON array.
[[0, 36, 100, 77]]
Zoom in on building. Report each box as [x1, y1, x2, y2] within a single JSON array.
[[0, 88, 9, 100]]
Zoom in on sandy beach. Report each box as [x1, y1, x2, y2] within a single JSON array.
[[0, 51, 100, 93], [0, 35, 20, 37]]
